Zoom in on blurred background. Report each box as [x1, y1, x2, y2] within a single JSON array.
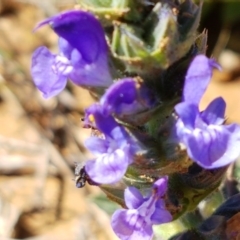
[[0, 0, 240, 239]]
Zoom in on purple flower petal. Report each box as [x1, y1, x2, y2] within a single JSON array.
[[153, 176, 168, 197], [100, 78, 157, 116], [201, 97, 226, 125], [85, 147, 130, 184], [111, 210, 136, 239], [84, 137, 108, 156], [58, 37, 74, 59], [84, 103, 120, 136], [31, 46, 68, 98], [111, 210, 153, 240], [184, 124, 240, 169], [183, 55, 221, 105], [110, 126, 130, 146], [125, 187, 144, 209], [34, 10, 107, 62], [46, 11, 107, 63], [175, 102, 199, 130], [151, 199, 172, 224], [101, 78, 137, 115]]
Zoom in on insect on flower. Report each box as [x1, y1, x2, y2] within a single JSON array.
[[74, 162, 98, 188]]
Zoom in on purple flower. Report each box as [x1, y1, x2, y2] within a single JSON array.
[[84, 104, 140, 184], [111, 176, 172, 240], [100, 78, 157, 117], [31, 10, 112, 98], [175, 55, 240, 169]]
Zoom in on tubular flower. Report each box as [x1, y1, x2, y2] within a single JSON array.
[[100, 78, 157, 117], [31, 10, 112, 98], [84, 104, 140, 184], [111, 176, 172, 240], [175, 55, 240, 169]]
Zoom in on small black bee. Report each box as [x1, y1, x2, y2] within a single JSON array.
[[74, 162, 98, 188]]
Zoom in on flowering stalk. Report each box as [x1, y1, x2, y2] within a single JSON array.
[[30, 1, 240, 239]]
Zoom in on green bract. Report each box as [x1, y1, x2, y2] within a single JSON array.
[[77, 0, 203, 80]]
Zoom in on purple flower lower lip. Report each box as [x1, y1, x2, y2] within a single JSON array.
[[31, 10, 112, 98], [176, 99, 240, 169], [31, 46, 68, 98], [111, 177, 172, 239], [84, 145, 131, 184]]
